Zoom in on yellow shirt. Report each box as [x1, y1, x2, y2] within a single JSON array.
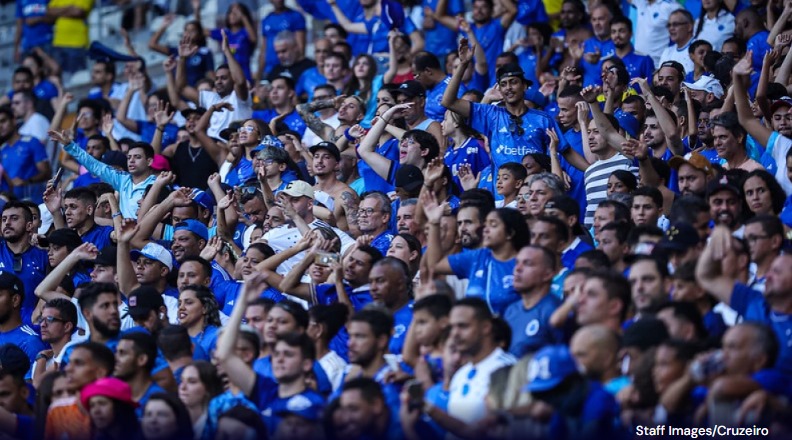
[[50, 0, 93, 49]]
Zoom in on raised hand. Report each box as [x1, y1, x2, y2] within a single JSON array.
[[457, 163, 481, 191], [200, 236, 223, 261], [101, 113, 114, 136], [560, 66, 582, 84], [733, 50, 754, 76], [579, 85, 601, 104], [332, 94, 348, 109], [43, 182, 62, 214], [154, 101, 175, 127], [73, 242, 100, 261], [356, 234, 373, 247], [764, 49, 780, 67], [423, 157, 445, 185], [421, 190, 447, 224], [382, 102, 413, 121], [207, 173, 221, 189], [178, 34, 198, 58], [348, 124, 365, 139], [48, 130, 73, 146], [217, 190, 236, 210], [583, 47, 601, 65], [775, 33, 792, 50], [221, 29, 232, 55], [568, 43, 584, 61], [276, 193, 298, 219], [155, 171, 175, 186], [168, 187, 194, 207], [163, 56, 177, 73], [56, 92, 74, 110], [576, 101, 589, 123], [458, 37, 474, 65], [546, 128, 559, 154], [117, 218, 139, 244], [621, 138, 648, 160], [629, 77, 650, 95]]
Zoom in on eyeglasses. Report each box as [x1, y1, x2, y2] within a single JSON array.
[[238, 126, 257, 133], [313, 94, 333, 100], [239, 186, 261, 196], [37, 316, 65, 325], [666, 21, 689, 28], [461, 368, 477, 396], [357, 208, 381, 217], [508, 114, 525, 136], [520, 193, 532, 201], [745, 234, 770, 243]]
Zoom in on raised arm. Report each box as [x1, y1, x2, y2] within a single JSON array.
[[277, 236, 322, 301], [497, 0, 517, 29], [116, 220, 143, 295], [150, 101, 176, 155], [48, 93, 74, 133], [215, 273, 260, 396], [632, 77, 684, 156], [422, 191, 454, 276], [580, 86, 627, 154], [358, 105, 409, 180], [136, 187, 193, 248], [458, 19, 488, 77], [42, 182, 65, 231], [695, 225, 738, 305], [117, 76, 145, 133], [576, 101, 596, 163], [35, 243, 97, 300], [441, 38, 474, 118], [776, 36, 792, 86], [383, 31, 401, 84], [175, 36, 201, 105], [432, 0, 463, 30], [193, 103, 231, 165], [755, 49, 778, 121], [733, 51, 773, 148], [296, 96, 344, 142], [327, 0, 367, 34], [220, 30, 249, 101], [136, 171, 174, 235], [148, 16, 174, 55]]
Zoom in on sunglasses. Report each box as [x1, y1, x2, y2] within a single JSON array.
[[508, 114, 525, 136]]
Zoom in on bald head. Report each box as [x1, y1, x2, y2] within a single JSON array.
[[570, 324, 620, 380]]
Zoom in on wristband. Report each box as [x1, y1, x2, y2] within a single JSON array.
[[156, 126, 164, 132], [36, 353, 51, 362], [344, 128, 356, 142], [112, 212, 122, 218]]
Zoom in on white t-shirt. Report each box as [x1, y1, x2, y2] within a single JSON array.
[[693, 10, 735, 52], [199, 90, 253, 139], [659, 39, 695, 77], [19, 112, 50, 144], [768, 132, 792, 195], [633, 0, 683, 65], [448, 348, 516, 425]]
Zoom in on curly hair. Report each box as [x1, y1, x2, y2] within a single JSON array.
[[182, 285, 222, 328]]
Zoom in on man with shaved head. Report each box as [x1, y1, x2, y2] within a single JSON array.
[[570, 324, 629, 395]]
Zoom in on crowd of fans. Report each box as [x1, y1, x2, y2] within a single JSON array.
[[6, 0, 792, 438]]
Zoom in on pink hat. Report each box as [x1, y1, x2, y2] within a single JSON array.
[[150, 154, 171, 172], [80, 378, 138, 409]]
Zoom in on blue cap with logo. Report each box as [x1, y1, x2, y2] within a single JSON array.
[[174, 219, 209, 242], [523, 345, 579, 393]]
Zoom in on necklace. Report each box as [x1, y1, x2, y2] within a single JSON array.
[[187, 145, 202, 162]]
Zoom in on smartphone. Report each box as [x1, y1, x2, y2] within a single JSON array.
[[405, 380, 424, 412], [52, 168, 65, 188], [314, 251, 340, 267]]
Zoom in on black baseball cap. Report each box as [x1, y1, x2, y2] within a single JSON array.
[[47, 228, 83, 251], [126, 286, 165, 320], [309, 141, 341, 161], [394, 165, 425, 193], [219, 120, 244, 141], [93, 245, 118, 267], [496, 63, 533, 87], [394, 80, 426, 98]]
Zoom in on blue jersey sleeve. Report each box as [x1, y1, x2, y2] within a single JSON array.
[[447, 249, 482, 280], [729, 283, 764, 318]]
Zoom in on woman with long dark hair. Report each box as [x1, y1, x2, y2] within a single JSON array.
[[178, 285, 223, 356], [178, 361, 224, 440], [441, 109, 491, 194], [345, 54, 382, 127], [81, 378, 142, 440], [425, 204, 531, 314], [742, 169, 786, 217], [141, 392, 195, 440]]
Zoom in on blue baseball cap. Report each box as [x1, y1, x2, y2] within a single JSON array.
[[381, 0, 405, 30], [174, 219, 209, 242], [252, 135, 285, 153], [523, 345, 579, 393], [191, 190, 216, 212], [614, 110, 640, 139]]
